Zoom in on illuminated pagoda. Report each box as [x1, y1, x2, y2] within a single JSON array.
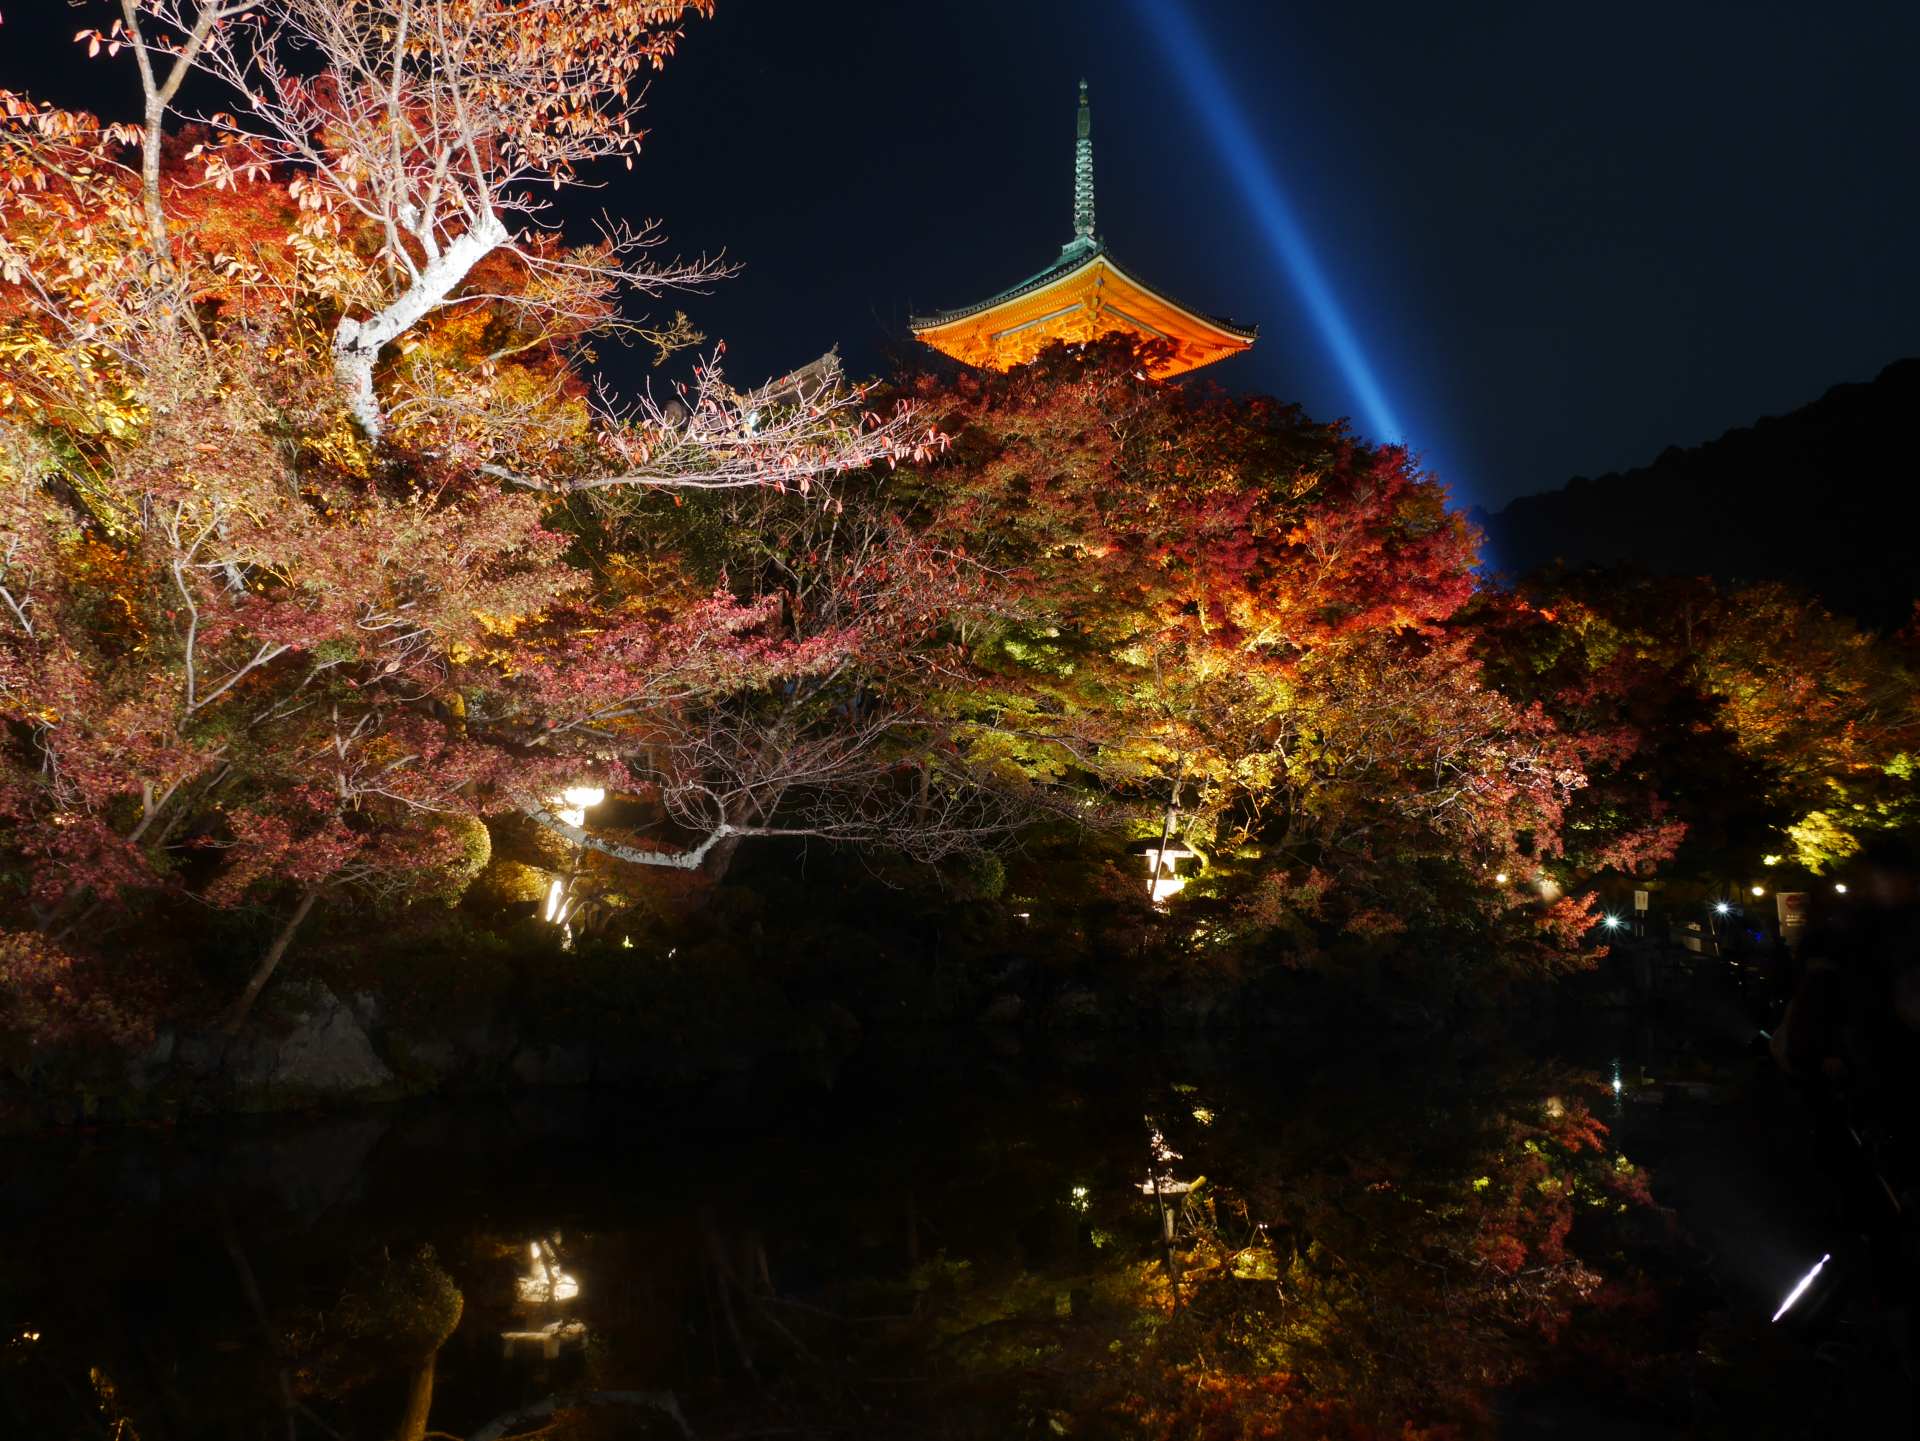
[[911, 82, 1255, 379]]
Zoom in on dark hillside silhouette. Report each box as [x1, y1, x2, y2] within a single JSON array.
[[1484, 359, 1919, 628]]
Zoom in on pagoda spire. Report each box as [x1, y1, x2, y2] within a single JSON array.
[[1071, 79, 1096, 247]]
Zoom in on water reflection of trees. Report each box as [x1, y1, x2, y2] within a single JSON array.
[[0, 1054, 1691, 1438]]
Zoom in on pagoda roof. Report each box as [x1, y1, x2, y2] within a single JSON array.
[[910, 239, 1256, 379], [910, 83, 1254, 380]]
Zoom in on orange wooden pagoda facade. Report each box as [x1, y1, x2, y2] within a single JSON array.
[[911, 82, 1256, 380]]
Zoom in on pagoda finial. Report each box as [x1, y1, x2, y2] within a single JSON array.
[[1071, 80, 1096, 246]]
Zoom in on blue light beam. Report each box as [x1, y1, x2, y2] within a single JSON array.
[[1130, 0, 1403, 446]]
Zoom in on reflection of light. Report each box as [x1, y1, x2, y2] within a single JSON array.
[[1762, 854, 1782, 867], [501, 1319, 587, 1360], [544, 878, 564, 922], [1771, 1253, 1831, 1322], [518, 1240, 581, 1305], [1069, 1185, 1090, 1213], [1192, 1106, 1214, 1126]]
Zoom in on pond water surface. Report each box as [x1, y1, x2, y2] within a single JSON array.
[[1, 1023, 1907, 1439]]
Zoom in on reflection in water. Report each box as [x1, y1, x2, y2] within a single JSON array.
[[514, 1238, 581, 1305], [502, 1237, 586, 1362], [0, 1039, 1889, 1438]]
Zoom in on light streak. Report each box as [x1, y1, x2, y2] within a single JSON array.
[[1771, 1253, 1830, 1322], [1130, 0, 1402, 445]]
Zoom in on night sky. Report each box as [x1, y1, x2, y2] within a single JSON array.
[[5, 1, 1918, 511]]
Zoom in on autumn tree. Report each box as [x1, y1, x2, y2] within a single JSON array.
[[894, 339, 1598, 972], [1482, 569, 1919, 878], [0, 5, 944, 1034]]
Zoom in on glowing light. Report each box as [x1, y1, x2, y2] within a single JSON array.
[[1069, 1185, 1090, 1213], [1751, 885, 1766, 898], [1761, 853, 1782, 867], [1714, 902, 1731, 916], [1602, 915, 1621, 930], [1131, 0, 1402, 444], [1494, 872, 1510, 885], [1192, 1106, 1215, 1126], [1771, 1253, 1830, 1322], [1834, 883, 1848, 895], [1145, 845, 1196, 906], [544, 878, 564, 922], [552, 784, 604, 828]]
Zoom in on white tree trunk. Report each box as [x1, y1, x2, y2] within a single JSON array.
[[332, 211, 511, 439], [521, 803, 738, 871]]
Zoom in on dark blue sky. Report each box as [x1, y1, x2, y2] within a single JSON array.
[[8, 1, 1918, 509]]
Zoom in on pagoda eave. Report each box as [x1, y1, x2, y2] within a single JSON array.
[[911, 248, 1255, 380]]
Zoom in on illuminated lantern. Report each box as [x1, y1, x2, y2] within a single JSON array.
[[1144, 844, 1196, 905]]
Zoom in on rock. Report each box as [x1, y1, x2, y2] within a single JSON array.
[[173, 1031, 225, 1079], [227, 980, 395, 1099], [125, 1026, 177, 1092], [383, 1032, 460, 1085]]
